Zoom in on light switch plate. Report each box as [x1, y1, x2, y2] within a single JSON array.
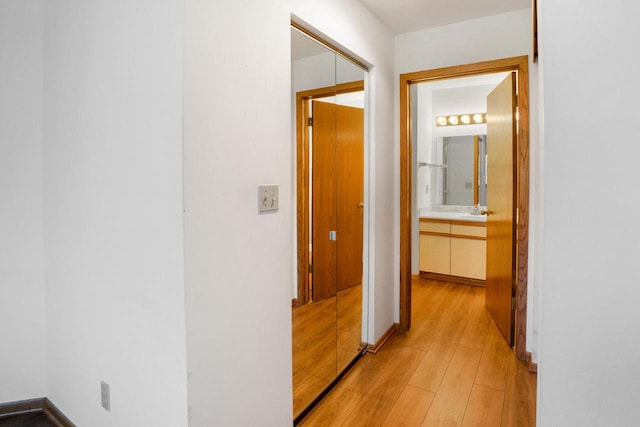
[[258, 185, 279, 213]]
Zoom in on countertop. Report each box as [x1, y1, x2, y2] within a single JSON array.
[[419, 210, 487, 223]]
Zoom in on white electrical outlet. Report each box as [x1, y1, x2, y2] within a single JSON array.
[[258, 185, 279, 213], [101, 381, 111, 411]]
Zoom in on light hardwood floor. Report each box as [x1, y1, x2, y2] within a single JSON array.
[[299, 278, 536, 426], [293, 284, 363, 418]]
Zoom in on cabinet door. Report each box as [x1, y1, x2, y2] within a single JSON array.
[[419, 234, 450, 275], [451, 238, 486, 280]]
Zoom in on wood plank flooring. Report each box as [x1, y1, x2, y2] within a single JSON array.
[[299, 278, 536, 426], [293, 284, 363, 418]]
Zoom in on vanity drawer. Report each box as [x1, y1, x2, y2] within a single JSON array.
[[451, 223, 486, 238], [419, 220, 450, 234]]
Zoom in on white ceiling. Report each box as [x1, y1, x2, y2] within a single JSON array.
[[359, 0, 531, 34]]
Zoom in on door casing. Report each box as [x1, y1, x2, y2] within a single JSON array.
[[399, 56, 530, 361]]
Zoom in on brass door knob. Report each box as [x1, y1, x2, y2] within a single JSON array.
[[358, 202, 364, 208]]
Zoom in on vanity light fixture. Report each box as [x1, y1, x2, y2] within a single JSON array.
[[436, 112, 486, 127]]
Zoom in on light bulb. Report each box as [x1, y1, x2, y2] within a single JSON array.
[[473, 113, 484, 123], [448, 115, 458, 125], [460, 115, 470, 124], [436, 116, 447, 126]]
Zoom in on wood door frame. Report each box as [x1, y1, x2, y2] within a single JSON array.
[[399, 56, 530, 360], [296, 81, 365, 306]]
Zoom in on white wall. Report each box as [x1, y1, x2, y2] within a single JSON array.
[[293, 51, 338, 93], [416, 85, 434, 212], [293, 51, 365, 93], [396, 9, 533, 74], [184, 0, 395, 422], [432, 85, 495, 119], [395, 9, 540, 360], [0, 0, 46, 403], [444, 136, 475, 206], [183, 0, 293, 425], [42, 1, 188, 426], [292, 0, 396, 344], [1, 2, 394, 425], [537, 1, 640, 425]]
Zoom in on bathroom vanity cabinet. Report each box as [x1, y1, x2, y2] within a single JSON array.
[[419, 217, 486, 282]]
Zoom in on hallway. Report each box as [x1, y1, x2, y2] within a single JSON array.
[[299, 279, 536, 426]]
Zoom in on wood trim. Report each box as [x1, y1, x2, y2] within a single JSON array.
[[474, 135, 479, 206], [419, 217, 450, 224], [450, 234, 485, 241], [296, 90, 310, 307], [0, 398, 44, 416], [0, 398, 74, 427], [400, 57, 528, 84], [295, 81, 365, 306], [400, 70, 412, 333], [515, 58, 530, 361], [420, 217, 486, 227], [297, 81, 366, 101], [450, 219, 486, 227], [291, 22, 368, 71], [420, 272, 486, 287], [419, 231, 485, 241], [526, 351, 538, 373], [532, 0, 539, 63], [44, 398, 75, 427], [419, 231, 451, 238], [411, 274, 421, 280], [367, 323, 398, 354], [400, 56, 530, 361]]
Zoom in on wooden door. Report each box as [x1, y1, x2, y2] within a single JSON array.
[[485, 73, 517, 345], [312, 101, 364, 301], [312, 101, 337, 301], [336, 104, 364, 291]]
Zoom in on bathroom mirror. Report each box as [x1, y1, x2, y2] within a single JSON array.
[[291, 25, 367, 421], [431, 134, 487, 206]]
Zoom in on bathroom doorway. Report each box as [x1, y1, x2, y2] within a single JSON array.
[[399, 56, 531, 362]]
